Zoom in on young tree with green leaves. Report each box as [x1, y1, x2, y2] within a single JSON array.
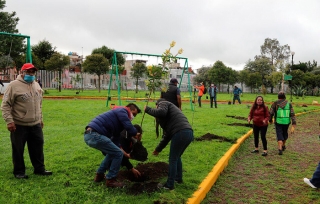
[[44, 53, 69, 92], [130, 62, 147, 93], [82, 54, 109, 93]]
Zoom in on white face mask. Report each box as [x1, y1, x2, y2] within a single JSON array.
[[130, 113, 134, 121]]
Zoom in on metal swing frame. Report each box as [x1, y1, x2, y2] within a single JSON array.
[[106, 51, 194, 110]]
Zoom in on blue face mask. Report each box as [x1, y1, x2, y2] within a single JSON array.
[[24, 75, 35, 83]]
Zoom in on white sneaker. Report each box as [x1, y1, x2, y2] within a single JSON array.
[[304, 178, 317, 188]]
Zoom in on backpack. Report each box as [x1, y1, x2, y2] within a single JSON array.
[[203, 87, 207, 94]]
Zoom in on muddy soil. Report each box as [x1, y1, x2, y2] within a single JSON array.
[[117, 162, 169, 195]]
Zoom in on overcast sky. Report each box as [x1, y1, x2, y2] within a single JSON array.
[[4, 0, 320, 71]]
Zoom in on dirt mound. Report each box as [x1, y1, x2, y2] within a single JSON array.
[[117, 162, 169, 195], [226, 115, 247, 120], [195, 133, 237, 143]]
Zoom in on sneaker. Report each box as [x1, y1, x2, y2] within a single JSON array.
[[304, 178, 317, 188], [94, 173, 105, 182], [282, 146, 286, 151], [251, 150, 259, 153], [278, 150, 283, 155], [157, 183, 174, 190], [34, 170, 52, 176], [106, 178, 124, 188], [261, 152, 268, 156]]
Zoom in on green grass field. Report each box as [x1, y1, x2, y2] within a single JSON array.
[[0, 90, 320, 203]]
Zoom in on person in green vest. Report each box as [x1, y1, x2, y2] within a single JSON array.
[[269, 91, 296, 155]]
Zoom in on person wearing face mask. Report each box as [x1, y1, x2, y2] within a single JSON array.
[[1, 63, 52, 179], [248, 96, 270, 156], [84, 103, 141, 188]]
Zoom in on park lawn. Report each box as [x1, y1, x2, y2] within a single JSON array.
[[42, 88, 320, 105], [0, 96, 319, 204]]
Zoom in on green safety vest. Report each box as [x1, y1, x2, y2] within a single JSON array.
[[276, 102, 290, 124]]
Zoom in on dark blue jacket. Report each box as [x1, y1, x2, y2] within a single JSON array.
[[86, 108, 137, 146]]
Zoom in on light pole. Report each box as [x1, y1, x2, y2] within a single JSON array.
[[290, 51, 295, 102]]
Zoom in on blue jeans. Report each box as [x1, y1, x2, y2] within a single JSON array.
[[84, 132, 123, 179], [165, 129, 194, 189], [310, 162, 320, 188], [233, 94, 241, 104]]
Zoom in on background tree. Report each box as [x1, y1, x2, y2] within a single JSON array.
[[266, 71, 283, 92], [292, 60, 317, 73], [130, 62, 147, 93], [44, 53, 69, 92], [257, 38, 291, 68], [193, 66, 210, 86], [238, 69, 249, 91], [244, 58, 274, 92], [225, 67, 239, 94], [82, 54, 109, 93], [208, 61, 232, 92], [92, 45, 125, 66], [0, 0, 25, 66], [243, 72, 263, 93], [32, 39, 56, 70], [15, 53, 41, 70]]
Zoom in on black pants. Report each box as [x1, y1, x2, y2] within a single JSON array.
[[10, 124, 45, 175], [253, 125, 268, 150], [210, 96, 217, 108]]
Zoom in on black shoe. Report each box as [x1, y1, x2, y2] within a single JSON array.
[[251, 150, 259, 153], [34, 170, 53, 176], [14, 174, 29, 179], [278, 150, 283, 155], [157, 183, 174, 190], [261, 152, 268, 156], [282, 146, 286, 151], [175, 179, 183, 184]]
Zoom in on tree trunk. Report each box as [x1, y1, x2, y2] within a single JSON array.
[[58, 70, 61, 92], [98, 75, 101, 93]]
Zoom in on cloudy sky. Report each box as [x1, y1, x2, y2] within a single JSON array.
[[4, 0, 320, 71]]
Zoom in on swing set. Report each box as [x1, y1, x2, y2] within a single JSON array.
[[106, 51, 194, 110], [0, 32, 32, 82]]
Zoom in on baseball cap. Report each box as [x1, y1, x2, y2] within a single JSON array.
[[21, 63, 38, 71]]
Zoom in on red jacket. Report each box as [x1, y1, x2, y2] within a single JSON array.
[[248, 105, 269, 127]]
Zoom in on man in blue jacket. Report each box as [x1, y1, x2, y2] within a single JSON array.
[[84, 103, 141, 188], [233, 86, 242, 104]]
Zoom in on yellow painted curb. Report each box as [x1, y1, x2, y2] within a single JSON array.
[[187, 109, 320, 204]]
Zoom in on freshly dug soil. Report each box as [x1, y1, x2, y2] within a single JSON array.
[[195, 133, 237, 143], [117, 162, 169, 195]]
